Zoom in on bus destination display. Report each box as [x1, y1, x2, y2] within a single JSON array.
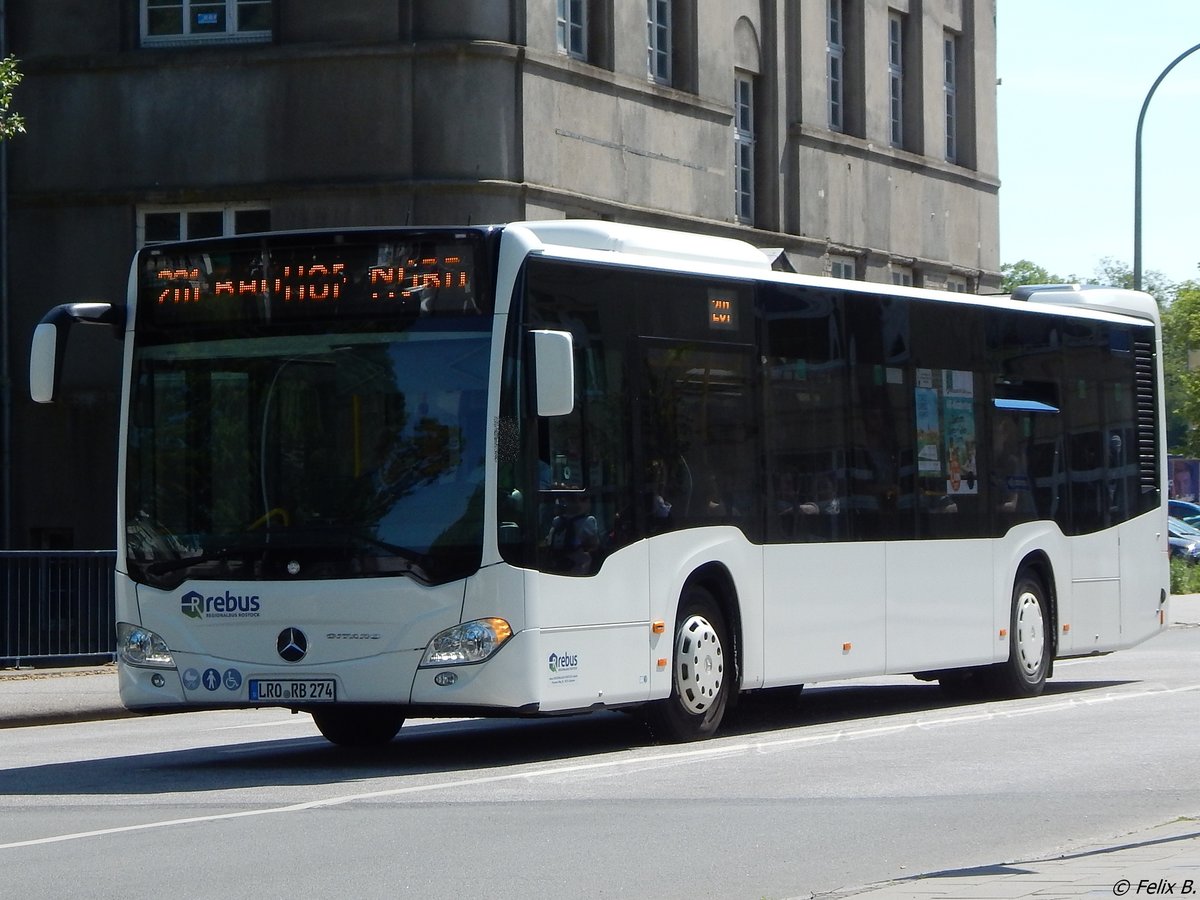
[[140, 234, 481, 325], [708, 292, 738, 331]]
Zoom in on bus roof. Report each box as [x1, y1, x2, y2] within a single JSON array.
[[1011, 283, 1161, 324], [508, 221, 1160, 327], [509, 220, 773, 274]]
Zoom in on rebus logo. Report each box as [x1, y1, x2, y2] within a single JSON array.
[[548, 652, 579, 673], [179, 590, 262, 620], [181, 591, 204, 620]]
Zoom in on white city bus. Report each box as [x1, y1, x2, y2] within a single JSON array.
[[30, 220, 1169, 746]]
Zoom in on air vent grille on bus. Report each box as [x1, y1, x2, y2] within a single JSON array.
[[1133, 339, 1159, 494]]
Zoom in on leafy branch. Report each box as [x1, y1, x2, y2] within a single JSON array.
[[0, 55, 25, 141]]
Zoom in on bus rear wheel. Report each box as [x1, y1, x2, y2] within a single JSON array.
[[647, 584, 732, 743], [311, 705, 406, 747], [987, 572, 1050, 698]]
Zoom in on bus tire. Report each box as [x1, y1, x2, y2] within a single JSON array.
[[647, 584, 731, 743], [311, 705, 406, 747], [988, 572, 1050, 698]]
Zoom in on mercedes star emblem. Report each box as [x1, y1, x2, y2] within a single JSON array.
[[277, 627, 307, 663]]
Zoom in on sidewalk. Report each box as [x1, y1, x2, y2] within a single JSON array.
[[0, 663, 126, 729], [2, 597, 1199, 900], [832, 815, 1200, 899]]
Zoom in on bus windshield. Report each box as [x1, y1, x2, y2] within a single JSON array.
[[124, 230, 493, 591], [126, 327, 490, 590]]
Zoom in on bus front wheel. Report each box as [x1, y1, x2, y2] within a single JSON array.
[[647, 584, 731, 743], [311, 705, 406, 747], [988, 572, 1050, 698]]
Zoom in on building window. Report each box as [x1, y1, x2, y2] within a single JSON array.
[[830, 255, 855, 280], [946, 275, 969, 293], [647, 0, 671, 84], [944, 32, 959, 163], [142, 0, 272, 45], [734, 75, 755, 225], [556, 0, 587, 60], [888, 12, 904, 148], [827, 0, 844, 131], [138, 205, 271, 248], [891, 266, 913, 287]]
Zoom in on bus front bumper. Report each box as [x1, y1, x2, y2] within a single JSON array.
[[118, 630, 544, 715]]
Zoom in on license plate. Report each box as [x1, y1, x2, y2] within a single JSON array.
[[248, 679, 337, 702]]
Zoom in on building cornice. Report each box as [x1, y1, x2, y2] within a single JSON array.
[[792, 123, 1000, 193], [521, 48, 729, 122], [19, 38, 520, 76]]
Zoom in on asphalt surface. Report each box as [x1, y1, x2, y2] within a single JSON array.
[[3, 596, 1199, 899]]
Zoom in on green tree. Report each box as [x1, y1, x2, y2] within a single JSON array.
[[1001, 256, 1175, 304], [0, 55, 25, 141], [1091, 256, 1173, 306], [1000, 259, 1064, 294], [1162, 279, 1200, 455]]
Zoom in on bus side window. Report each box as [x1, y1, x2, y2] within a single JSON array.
[[640, 343, 756, 536], [1069, 430, 1106, 533], [544, 416, 583, 491], [993, 415, 1035, 521]]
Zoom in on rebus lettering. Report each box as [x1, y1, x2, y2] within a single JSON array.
[[205, 592, 261, 614], [180, 589, 262, 620]]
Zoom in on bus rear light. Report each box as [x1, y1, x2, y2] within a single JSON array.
[[420, 617, 513, 667]]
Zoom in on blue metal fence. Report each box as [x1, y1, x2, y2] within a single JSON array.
[[0, 551, 117, 668]]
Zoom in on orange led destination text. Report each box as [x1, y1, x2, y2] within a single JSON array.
[[212, 264, 348, 302], [368, 256, 468, 300], [156, 268, 202, 305], [154, 255, 470, 305], [709, 296, 737, 328]]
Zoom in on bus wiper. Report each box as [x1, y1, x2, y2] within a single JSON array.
[[130, 537, 436, 589], [144, 552, 226, 576], [350, 533, 434, 583], [133, 546, 262, 590]]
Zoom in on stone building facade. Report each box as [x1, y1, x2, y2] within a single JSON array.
[[1, 0, 998, 548]]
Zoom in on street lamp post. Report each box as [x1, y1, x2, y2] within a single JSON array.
[[1134, 42, 1200, 291]]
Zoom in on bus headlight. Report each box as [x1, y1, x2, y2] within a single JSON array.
[[420, 618, 513, 667], [117, 622, 176, 669]]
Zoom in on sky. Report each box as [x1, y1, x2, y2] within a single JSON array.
[[996, 0, 1200, 285]]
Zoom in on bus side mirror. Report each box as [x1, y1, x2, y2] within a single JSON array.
[[531, 329, 575, 417], [29, 302, 126, 403]]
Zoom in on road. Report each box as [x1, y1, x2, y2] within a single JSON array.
[[2, 625, 1199, 900]]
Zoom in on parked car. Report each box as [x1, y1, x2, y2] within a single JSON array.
[[1169, 499, 1200, 526], [1168, 516, 1200, 563]]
